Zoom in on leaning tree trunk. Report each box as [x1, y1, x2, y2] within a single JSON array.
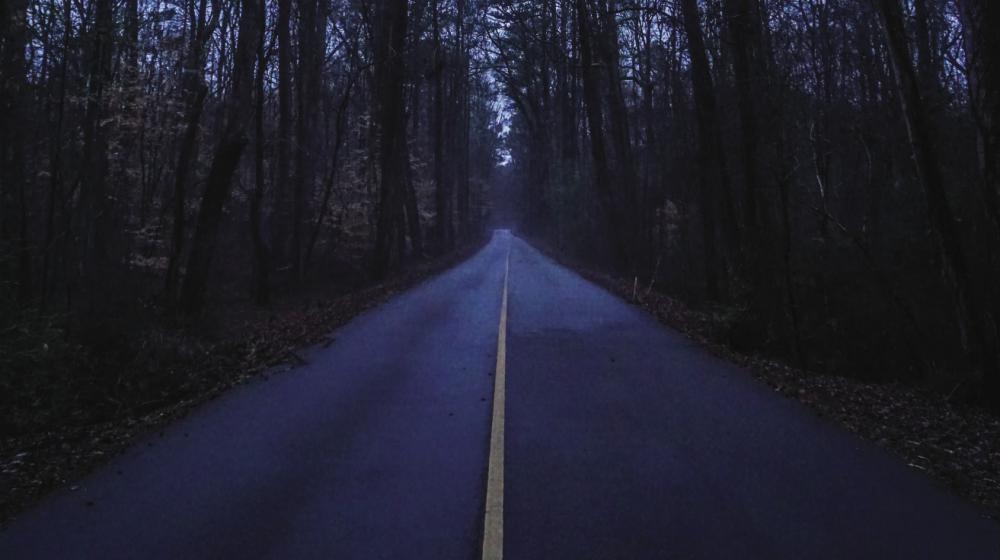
[[163, 0, 218, 300], [178, 0, 261, 313], [306, 70, 356, 269], [874, 0, 1000, 403]]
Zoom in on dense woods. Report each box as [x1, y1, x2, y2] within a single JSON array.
[[0, 0, 500, 310], [2, 0, 1000, 434], [0, 0, 501, 433], [491, 0, 1000, 405]]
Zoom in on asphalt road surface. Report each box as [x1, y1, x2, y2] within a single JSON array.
[[2, 232, 999, 559]]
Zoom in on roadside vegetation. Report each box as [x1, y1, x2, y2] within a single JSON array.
[[494, 1, 1000, 409], [1, 0, 498, 523]]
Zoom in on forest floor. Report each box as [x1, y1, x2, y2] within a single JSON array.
[[536, 243, 1000, 521], [0, 240, 485, 527]]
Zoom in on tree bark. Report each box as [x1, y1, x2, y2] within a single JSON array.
[[575, 0, 640, 272], [306, 73, 356, 269], [957, 0, 1000, 237], [724, 0, 764, 246], [179, 0, 261, 313], [430, 0, 452, 252], [292, 0, 324, 282], [1, 0, 32, 301], [250, 0, 270, 305], [680, 0, 731, 299], [79, 0, 115, 304], [371, 0, 409, 280], [164, 0, 219, 300], [404, 137, 424, 256], [276, 0, 293, 272]]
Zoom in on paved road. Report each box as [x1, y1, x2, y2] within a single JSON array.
[[2, 232, 999, 559]]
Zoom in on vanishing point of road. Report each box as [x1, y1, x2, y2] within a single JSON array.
[[2, 232, 999, 559]]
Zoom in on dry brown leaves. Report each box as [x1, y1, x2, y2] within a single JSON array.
[[575, 265, 1000, 520]]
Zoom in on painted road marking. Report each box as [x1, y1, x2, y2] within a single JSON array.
[[482, 247, 509, 560]]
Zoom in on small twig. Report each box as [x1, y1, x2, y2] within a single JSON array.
[[285, 351, 307, 366], [946, 380, 966, 402], [644, 254, 662, 299]]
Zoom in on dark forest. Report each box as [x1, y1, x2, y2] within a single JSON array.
[[2, 0, 1000, 547]]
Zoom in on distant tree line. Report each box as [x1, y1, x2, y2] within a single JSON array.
[[490, 0, 1000, 403], [0, 0, 501, 316]]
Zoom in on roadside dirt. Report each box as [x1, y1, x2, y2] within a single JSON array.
[[541, 246, 1000, 521], [0, 242, 485, 527]]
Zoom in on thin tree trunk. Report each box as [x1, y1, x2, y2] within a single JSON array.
[[79, 0, 115, 304], [431, 0, 452, 252], [403, 138, 423, 256], [164, 84, 208, 300], [250, 0, 270, 305], [305, 77, 355, 269], [276, 0, 293, 271], [40, 0, 74, 307], [164, 0, 218, 300]]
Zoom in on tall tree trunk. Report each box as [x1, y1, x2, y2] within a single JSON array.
[[164, 0, 218, 300], [874, 0, 1000, 402], [430, 0, 452, 252], [403, 138, 423, 256], [724, 0, 764, 247], [250, 0, 270, 305], [958, 0, 1000, 237], [305, 74, 355, 269], [371, 0, 409, 280], [574, 0, 641, 272], [179, 0, 261, 313], [596, 0, 640, 273], [454, 0, 471, 237], [1, 0, 32, 301], [41, 0, 73, 307], [292, 0, 324, 282], [79, 0, 115, 304], [276, 0, 293, 272], [680, 0, 732, 299], [164, 83, 208, 300], [577, 0, 629, 271]]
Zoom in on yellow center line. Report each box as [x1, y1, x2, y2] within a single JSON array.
[[482, 247, 509, 560]]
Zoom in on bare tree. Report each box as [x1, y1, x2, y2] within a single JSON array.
[[179, 0, 263, 313], [372, 0, 411, 279]]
